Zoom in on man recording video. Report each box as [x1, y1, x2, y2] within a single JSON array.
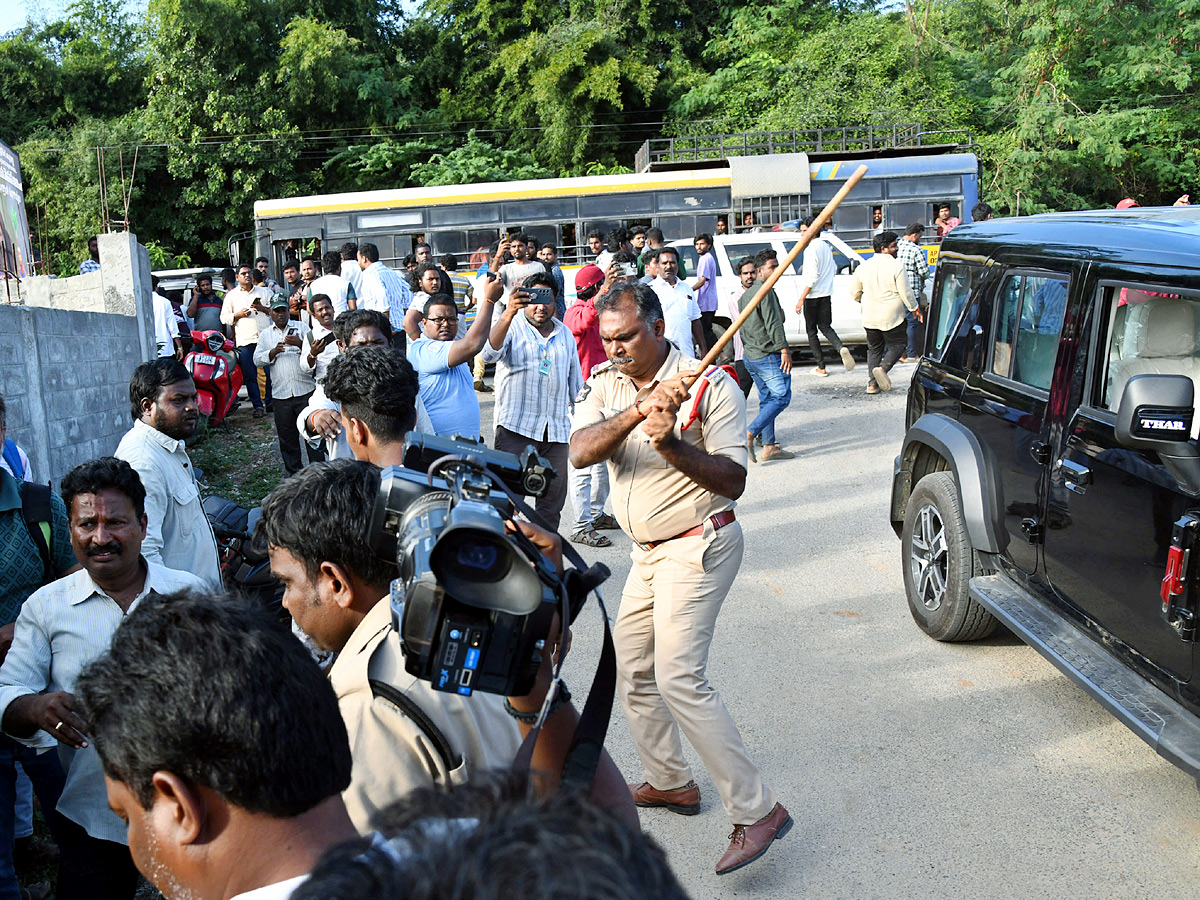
[[257, 388, 635, 830]]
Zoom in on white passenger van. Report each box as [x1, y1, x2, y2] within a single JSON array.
[[670, 232, 868, 349]]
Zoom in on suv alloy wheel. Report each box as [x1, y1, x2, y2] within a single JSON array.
[[901, 472, 997, 641]]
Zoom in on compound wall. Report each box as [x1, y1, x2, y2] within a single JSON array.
[[1, 233, 156, 484]]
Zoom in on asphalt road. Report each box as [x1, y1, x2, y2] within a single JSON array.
[[548, 360, 1200, 900]]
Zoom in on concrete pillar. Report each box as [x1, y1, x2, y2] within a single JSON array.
[[98, 232, 156, 361]]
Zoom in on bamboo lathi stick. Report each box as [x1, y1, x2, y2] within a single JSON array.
[[683, 163, 870, 386]]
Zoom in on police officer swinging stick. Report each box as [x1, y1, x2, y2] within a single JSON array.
[[568, 165, 868, 876]]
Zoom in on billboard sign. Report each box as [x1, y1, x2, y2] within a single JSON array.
[[0, 140, 33, 280]]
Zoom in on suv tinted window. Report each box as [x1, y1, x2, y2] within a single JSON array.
[[1102, 283, 1200, 418], [931, 262, 982, 355], [991, 273, 1068, 390]]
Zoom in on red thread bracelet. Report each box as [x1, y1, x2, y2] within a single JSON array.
[[634, 398, 648, 419]]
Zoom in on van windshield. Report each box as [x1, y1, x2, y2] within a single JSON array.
[[727, 241, 788, 273]]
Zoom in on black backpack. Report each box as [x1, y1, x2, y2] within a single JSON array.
[[18, 481, 55, 585]]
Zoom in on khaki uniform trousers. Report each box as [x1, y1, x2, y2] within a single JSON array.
[[614, 518, 775, 824]]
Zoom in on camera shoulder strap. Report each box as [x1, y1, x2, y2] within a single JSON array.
[[500, 487, 616, 792], [369, 678, 463, 777]]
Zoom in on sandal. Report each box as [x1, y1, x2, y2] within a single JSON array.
[[253, 407, 265, 418], [569, 528, 612, 548], [592, 513, 620, 530]]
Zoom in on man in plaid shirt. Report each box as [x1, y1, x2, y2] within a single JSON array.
[[895, 223, 930, 360]]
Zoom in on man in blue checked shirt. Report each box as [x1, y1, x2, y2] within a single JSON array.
[[895, 222, 931, 360], [482, 272, 582, 530], [355, 242, 413, 347]]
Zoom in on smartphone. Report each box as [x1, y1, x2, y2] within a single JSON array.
[[526, 286, 554, 306], [619, 262, 637, 278]]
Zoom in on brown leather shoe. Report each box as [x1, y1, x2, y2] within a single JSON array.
[[629, 780, 701, 815], [715, 802, 792, 875]]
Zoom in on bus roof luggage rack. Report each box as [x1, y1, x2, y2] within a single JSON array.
[[634, 124, 972, 174]]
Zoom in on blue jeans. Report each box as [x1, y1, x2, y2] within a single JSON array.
[[0, 739, 65, 900], [905, 309, 920, 358], [237, 344, 272, 411], [744, 354, 792, 446]]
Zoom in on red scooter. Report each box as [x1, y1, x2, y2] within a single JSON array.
[[184, 330, 243, 426]]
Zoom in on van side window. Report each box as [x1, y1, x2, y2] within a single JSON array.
[[990, 273, 1068, 390], [1102, 285, 1200, 422], [931, 262, 982, 355]]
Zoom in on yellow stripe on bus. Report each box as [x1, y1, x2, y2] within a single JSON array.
[[256, 173, 733, 219]]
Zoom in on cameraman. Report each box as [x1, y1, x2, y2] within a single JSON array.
[[258, 459, 635, 833]]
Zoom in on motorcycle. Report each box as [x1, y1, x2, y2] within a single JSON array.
[[184, 330, 243, 427], [203, 494, 286, 620]]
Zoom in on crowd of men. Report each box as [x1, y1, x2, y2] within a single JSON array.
[[7, 206, 978, 896], [0, 223, 827, 898]]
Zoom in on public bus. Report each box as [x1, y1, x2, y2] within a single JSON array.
[[239, 130, 978, 275]]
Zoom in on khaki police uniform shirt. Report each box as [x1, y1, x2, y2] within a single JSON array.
[[329, 597, 523, 834], [570, 346, 748, 545]]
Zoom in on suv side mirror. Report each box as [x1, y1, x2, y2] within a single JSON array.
[[1116, 374, 1200, 494]]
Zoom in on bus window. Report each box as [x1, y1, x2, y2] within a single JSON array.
[[656, 188, 729, 211], [832, 206, 874, 232], [503, 198, 577, 221], [658, 217, 698, 242], [888, 175, 962, 198], [812, 180, 884, 204], [430, 231, 469, 255], [887, 202, 926, 231], [581, 194, 653, 217], [429, 204, 501, 227], [517, 224, 558, 251]]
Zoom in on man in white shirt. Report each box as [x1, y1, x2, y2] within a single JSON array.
[[255, 297, 321, 475], [490, 233, 545, 298], [339, 242, 363, 295], [0, 457, 203, 900], [75, 591, 359, 900], [650, 247, 706, 358], [149, 275, 181, 360], [219, 263, 273, 415], [794, 215, 855, 377], [307, 250, 357, 316], [301, 294, 339, 384], [114, 360, 221, 588]]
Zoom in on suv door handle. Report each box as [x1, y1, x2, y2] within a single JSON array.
[[1057, 458, 1092, 494]]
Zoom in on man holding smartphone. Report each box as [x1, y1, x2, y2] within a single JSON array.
[[482, 272, 582, 530], [255, 295, 322, 475]]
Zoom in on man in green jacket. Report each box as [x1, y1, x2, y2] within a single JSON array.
[[737, 249, 795, 462]]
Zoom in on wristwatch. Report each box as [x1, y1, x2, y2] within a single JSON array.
[[504, 679, 570, 724]]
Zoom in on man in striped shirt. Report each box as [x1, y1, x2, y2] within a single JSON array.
[[356, 243, 413, 344], [895, 223, 930, 360], [482, 272, 582, 530]]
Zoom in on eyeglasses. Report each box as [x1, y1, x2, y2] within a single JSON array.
[[425, 316, 456, 326]]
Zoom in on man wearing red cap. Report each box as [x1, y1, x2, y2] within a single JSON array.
[[565, 264, 620, 547]]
